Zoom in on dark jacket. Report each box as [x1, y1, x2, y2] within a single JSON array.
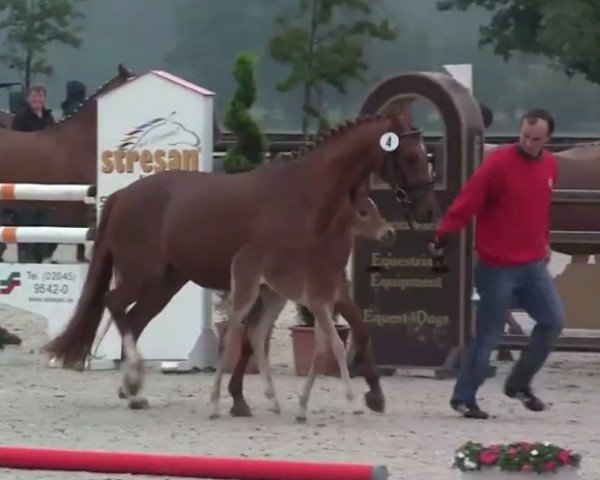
[[11, 105, 55, 132], [61, 79, 86, 118]]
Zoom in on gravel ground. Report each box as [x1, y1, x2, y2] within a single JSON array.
[[0, 248, 597, 479]]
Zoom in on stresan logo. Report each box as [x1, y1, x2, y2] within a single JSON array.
[[0, 271, 21, 295], [100, 111, 201, 174]]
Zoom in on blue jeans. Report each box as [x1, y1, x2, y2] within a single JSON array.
[[452, 259, 564, 404]]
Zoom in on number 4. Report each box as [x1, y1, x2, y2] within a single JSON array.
[[379, 132, 400, 152]]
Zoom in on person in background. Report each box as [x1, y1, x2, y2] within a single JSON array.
[[8, 84, 56, 263], [429, 108, 564, 420], [60, 80, 86, 118], [12, 84, 55, 131]]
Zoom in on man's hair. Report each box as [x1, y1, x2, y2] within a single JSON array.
[[27, 84, 47, 97], [521, 108, 555, 135]]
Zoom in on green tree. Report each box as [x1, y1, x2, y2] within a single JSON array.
[[436, 0, 600, 85], [269, 0, 397, 139], [0, 0, 86, 89], [223, 52, 268, 174]]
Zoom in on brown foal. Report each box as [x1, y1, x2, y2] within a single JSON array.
[[210, 190, 395, 422]]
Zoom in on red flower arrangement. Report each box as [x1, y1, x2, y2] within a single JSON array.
[[453, 441, 581, 474]]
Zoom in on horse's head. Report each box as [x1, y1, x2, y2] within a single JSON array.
[[372, 114, 440, 223], [350, 188, 395, 245]]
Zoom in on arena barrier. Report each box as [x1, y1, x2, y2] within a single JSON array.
[[0, 182, 105, 362], [0, 183, 96, 244], [0, 182, 96, 202], [498, 187, 600, 354], [0, 69, 219, 370], [0, 445, 389, 480]]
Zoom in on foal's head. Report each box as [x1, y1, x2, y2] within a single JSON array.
[[351, 195, 395, 245]]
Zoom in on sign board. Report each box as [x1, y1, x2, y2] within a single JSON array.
[[0, 263, 121, 360], [96, 70, 215, 360], [354, 72, 484, 375], [353, 144, 471, 368]]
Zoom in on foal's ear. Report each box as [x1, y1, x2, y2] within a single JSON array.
[[350, 180, 370, 202]]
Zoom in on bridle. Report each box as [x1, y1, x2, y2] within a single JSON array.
[[383, 126, 435, 231], [382, 125, 449, 273]]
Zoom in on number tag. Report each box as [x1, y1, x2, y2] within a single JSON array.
[[380, 132, 400, 152]]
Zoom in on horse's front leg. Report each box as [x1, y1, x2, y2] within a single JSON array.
[[335, 292, 385, 413]]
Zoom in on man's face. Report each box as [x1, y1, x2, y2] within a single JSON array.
[[518, 118, 550, 157], [27, 90, 46, 111]]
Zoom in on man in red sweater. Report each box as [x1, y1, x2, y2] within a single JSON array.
[[430, 108, 564, 419]]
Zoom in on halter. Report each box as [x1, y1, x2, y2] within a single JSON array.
[[381, 125, 448, 272], [383, 127, 435, 230]]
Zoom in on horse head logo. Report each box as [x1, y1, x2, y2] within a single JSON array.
[[117, 111, 201, 151]]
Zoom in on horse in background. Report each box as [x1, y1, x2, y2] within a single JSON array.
[[0, 64, 136, 263]]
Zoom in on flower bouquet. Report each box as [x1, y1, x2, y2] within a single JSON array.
[[454, 441, 581, 478]]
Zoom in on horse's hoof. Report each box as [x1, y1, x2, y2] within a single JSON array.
[[269, 405, 282, 415], [128, 397, 150, 410], [230, 403, 252, 417], [117, 387, 127, 399], [295, 415, 307, 424], [365, 391, 385, 413]]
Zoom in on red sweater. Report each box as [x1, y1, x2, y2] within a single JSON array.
[[435, 144, 557, 266]]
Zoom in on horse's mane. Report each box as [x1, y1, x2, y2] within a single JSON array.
[[275, 113, 389, 163]]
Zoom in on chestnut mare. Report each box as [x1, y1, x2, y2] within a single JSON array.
[[211, 190, 395, 422], [0, 64, 135, 261], [44, 113, 439, 414]]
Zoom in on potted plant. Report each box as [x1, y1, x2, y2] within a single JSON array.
[[453, 441, 581, 479], [289, 303, 351, 377]]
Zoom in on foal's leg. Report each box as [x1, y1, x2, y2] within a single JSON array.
[[209, 275, 261, 419], [335, 291, 385, 413], [297, 303, 361, 421], [320, 305, 362, 414], [246, 288, 286, 415], [297, 319, 326, 423]]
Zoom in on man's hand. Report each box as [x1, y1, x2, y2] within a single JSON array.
[[428, 240, 449, 273], [428, 241, 444, 258]]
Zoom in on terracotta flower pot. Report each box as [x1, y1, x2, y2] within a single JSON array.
[[289, 324, 351, 377], [214, 320, 272, 374]]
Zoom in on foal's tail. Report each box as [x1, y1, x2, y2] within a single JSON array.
[[43, 194, 117, 369]]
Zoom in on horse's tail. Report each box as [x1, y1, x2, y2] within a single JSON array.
[[42, 193, 117, 369]]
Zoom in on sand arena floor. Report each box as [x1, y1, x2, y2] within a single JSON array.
[[0, 246, 597, 479]]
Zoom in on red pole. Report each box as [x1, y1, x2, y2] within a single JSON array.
[[0, 446, 389, 480]]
